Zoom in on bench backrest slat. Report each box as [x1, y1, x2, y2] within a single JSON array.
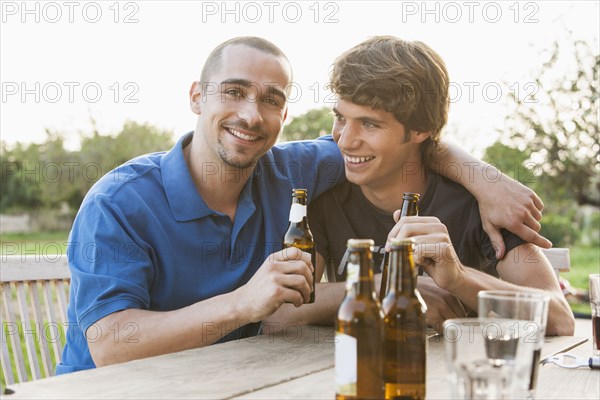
[[1, 255, 70, 386]]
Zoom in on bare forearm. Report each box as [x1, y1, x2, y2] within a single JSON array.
[[429, 141, 512, 200], [89, 291, 250, 366], [429, 142, 550, 252], [427, 141, 479, 190], [446, 268, 574, 336]]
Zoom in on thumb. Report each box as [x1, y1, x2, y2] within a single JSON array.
[[393, 209, 401, 222], [487, 229, 506, 260]]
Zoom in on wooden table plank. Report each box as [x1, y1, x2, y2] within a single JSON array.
[[5, 325, 335, 400], [234, 333, 590, 400], [233, 369, 334, 400], [4, 322, 595, 400], [536, 318, 599, 400]]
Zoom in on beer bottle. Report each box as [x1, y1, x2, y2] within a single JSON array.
[[382, 238, 427, 400], [380, 192, 420, 301], [335, 239, 384, 400], [283, 188, 316, 303]]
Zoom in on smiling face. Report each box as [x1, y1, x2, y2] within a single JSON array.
[[332, 99, 429, 192], [329, 36, 449, 167], [190, 44, 291, 170]]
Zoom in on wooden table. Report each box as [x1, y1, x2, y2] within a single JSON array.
[[4, 320, 598, 399]]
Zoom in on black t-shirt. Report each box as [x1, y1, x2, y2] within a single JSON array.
[[308, 171, 525, 282]]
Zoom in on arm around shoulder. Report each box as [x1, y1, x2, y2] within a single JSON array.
[[496, 243, 575, 336], [428, 141, 552, 256]]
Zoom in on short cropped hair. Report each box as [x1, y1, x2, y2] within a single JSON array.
[[200, 36, 292, 90], [330, 36, 449, 163]]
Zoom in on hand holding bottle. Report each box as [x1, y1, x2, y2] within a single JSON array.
[[388, 215, 466, 293], [236, 247, 314, 323]]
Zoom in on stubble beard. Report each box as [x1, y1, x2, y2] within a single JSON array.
[[216, 137, 260, 170]]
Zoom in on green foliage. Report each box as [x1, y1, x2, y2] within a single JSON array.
[[539, 212, 581, 248], [503, 39, 599, 207], [485, 39, 599, 252], [483, 142, 532, 186], [280, 107, 333, 142], [1, 141, 44, 211], [1, 122, 174, 213], [588, 211, 600, 247], [562, 243, 600, 312]]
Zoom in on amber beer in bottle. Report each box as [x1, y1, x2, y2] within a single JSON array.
[[335, 239, 384, 400], [382, 238, 427, 400], [380, 193, 420, 301], [282, 188, 315, 303]]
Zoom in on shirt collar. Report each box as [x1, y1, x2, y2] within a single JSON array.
[[161, 132, 214, 221], [161, 132, 257, 223]]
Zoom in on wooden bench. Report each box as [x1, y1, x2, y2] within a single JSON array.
[[1, 255, 70, 386], [540, 248, 571, 277]]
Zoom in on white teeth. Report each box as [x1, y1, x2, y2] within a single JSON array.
[[229, 128, 258, 141], [344, 155, 375, 164]]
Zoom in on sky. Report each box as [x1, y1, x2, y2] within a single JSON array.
[[1, 0, 599, 155]]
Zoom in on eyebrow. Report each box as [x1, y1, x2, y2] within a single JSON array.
[[220, 78, 287, 102]]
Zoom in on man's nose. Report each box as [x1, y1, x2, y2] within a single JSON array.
[[336, 123, 360, 150], [237, 97, 263, 128]]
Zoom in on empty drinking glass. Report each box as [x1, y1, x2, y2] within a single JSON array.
[[478, 290, 549, 399], [444, 318, 536, 400]]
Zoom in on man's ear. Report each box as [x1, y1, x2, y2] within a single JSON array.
[[189, 81, 202, 115], [411, 130, 432, 144]]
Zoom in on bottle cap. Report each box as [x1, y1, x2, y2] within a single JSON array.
[[388, 237, 415, 249], [346, 238, 375, 249], [402, 192, 420, 200], [291, 188, 308, 197]]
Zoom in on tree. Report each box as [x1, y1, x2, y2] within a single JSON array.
[[483, 142, 532, 186], [502, 39, 599, 207], [484, 39, 599, 246], [280, 107, 333, 142], [73, 121, 174, 208], [1, 141, 44, 212], [1, 122, 174, 213]]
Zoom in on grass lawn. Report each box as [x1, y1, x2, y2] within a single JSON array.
[[561, 244, 600, 316], [1, 231, 70, 255], [562, 245, 600, 288]]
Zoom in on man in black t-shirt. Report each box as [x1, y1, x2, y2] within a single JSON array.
[[307, 36, 573, 335], [309, 172, 523, 282]]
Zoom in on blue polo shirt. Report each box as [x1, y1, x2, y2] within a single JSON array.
[[57, 132, 344, 374]]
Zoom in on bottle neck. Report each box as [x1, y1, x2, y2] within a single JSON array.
[[400, 199, 419, 218], [389, 247, 417, 295], [347, 249, 377, 299], [288, 197, 308, 226]]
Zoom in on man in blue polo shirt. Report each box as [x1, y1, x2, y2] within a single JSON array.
[[58, 36, 549, 373]]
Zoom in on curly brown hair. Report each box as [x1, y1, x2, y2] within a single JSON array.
[[329, 36, 449, 163]]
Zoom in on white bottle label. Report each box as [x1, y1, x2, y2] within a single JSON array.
[[288, 203, 306, 223], [335, 332, 357, 396], [346, 260, 359, 290]]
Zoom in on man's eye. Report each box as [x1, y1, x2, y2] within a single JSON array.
[[334, 113, 345, 122], [363, 121, 377, 129], [225, 89, 242, 97], [263, 98, 279, 106]]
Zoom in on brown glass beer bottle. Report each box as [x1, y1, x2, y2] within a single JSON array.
[[335, 239, 384, 400], [380, 192, 420, 301], [282, 188, 316, 303], [382, 238, 427, 400]]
